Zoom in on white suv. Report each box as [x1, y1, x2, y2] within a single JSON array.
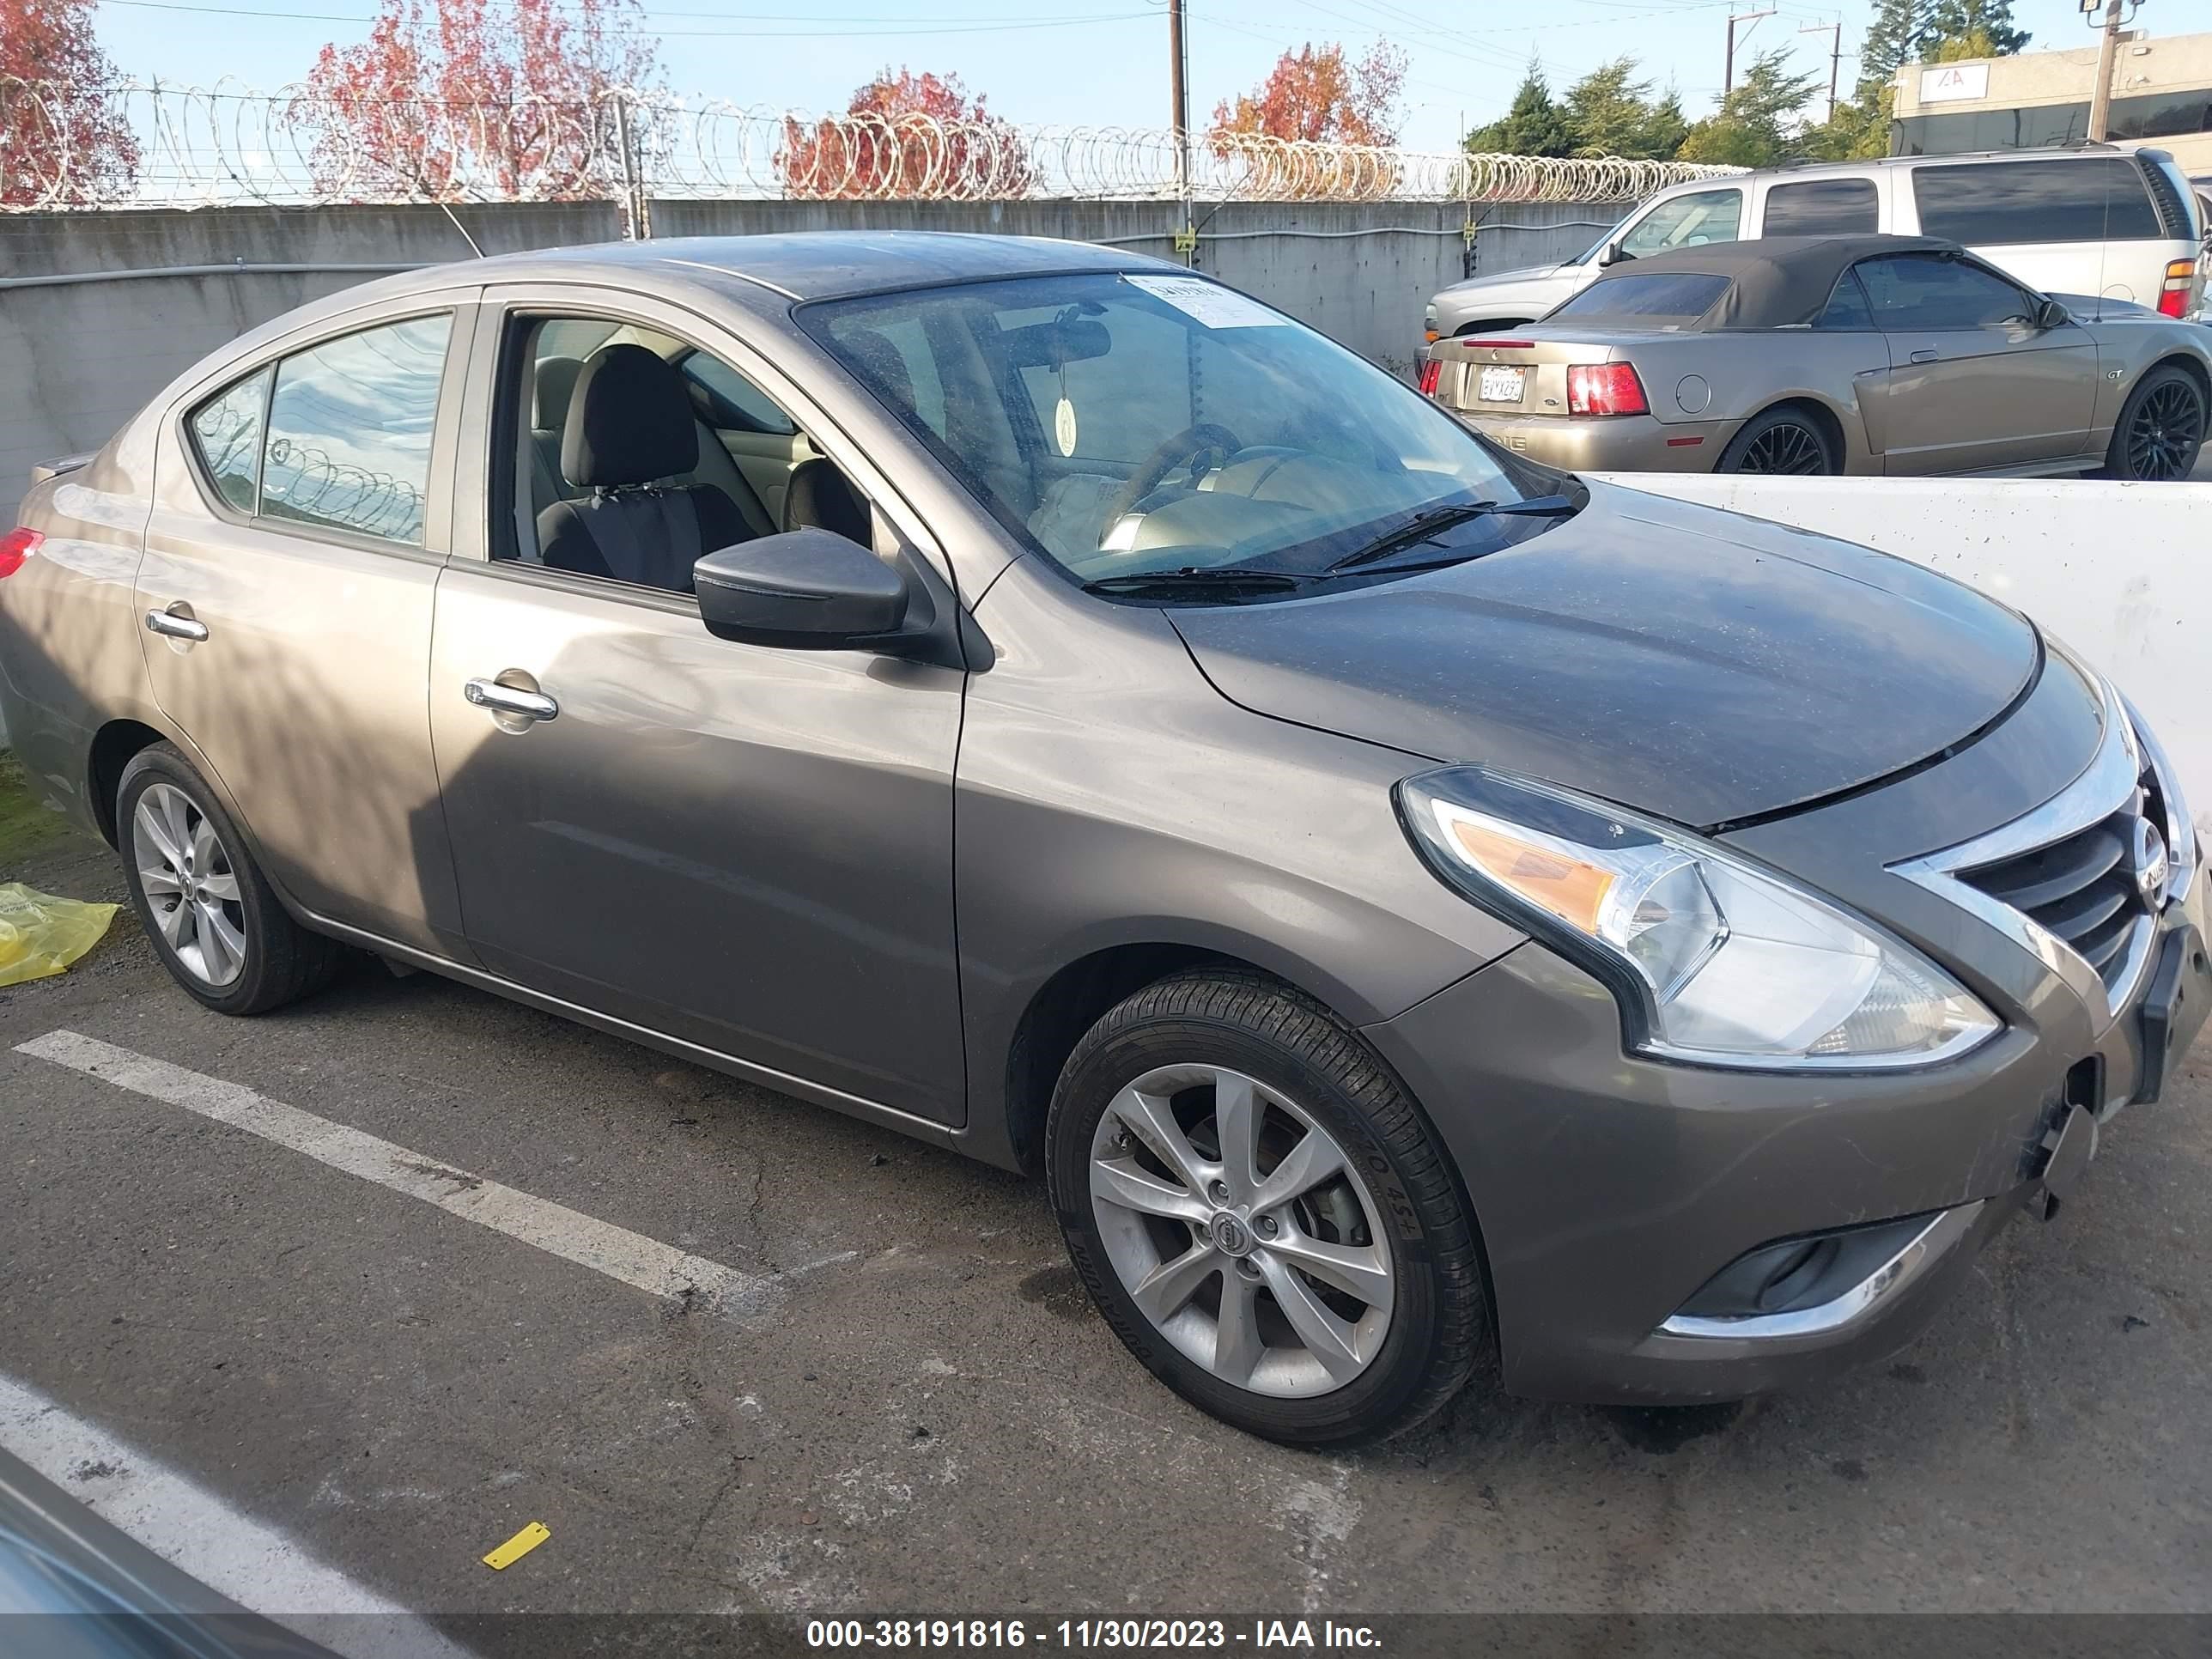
[[1426, 146, 2206, 343]]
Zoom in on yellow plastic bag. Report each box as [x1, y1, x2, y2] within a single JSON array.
[[0, 883, 119, 987]]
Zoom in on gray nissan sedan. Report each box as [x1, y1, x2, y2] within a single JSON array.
[[2, 234, 2205, 1446]]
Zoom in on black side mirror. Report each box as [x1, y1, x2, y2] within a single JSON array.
[[2035, 297, 2071, 331], [695, 529, 910, 649]]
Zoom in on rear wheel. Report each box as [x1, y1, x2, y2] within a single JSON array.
[[2096, 364, 2205, 481], [118, 744, 343, 1016], [1717, 406, 1837, 475], [1046, 969, 1489, 1447]]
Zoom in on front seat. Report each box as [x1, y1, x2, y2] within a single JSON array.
[[536, 344, 750, 592], [781, 457, 872, 544]]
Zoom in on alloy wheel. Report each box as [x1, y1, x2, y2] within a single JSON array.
[[133, 781, 248, 988], [1738, 421, 1829, 475], [2125, 380, 2204, 481], [1087, 1063, 1395, 1398]]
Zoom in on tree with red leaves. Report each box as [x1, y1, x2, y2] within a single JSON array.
[[0, 0, 138, 207], [297, 0, 657, 200], [1210, 40, 1407, 148], [780, 68, 1036, 200]]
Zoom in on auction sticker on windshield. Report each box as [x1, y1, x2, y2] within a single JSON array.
[[1125, 274, 1285, 328]]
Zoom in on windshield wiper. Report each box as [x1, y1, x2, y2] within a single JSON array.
[[1322, 495, 1581, 574], [1082, 567, 1310, 598]]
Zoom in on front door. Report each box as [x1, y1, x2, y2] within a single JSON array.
[[136, 301, 477, 954], [428, 291, 968, 1123], [1855, 252, 2096, 475]]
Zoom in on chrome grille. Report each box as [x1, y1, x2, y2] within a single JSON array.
[[1956, 798, 2153, 992]]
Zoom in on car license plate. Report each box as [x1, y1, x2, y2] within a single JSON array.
[[1478, 365, 1527, 404]]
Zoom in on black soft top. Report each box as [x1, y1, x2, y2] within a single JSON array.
[[1579, 234, 1963, 329]]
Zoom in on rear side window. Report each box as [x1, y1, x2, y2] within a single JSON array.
[[188, 368, 270, 514], [1763, 178, 1879, 236], [1549, 272, 1732, 323], [1854, 253, 2037, 331], [261, 314, 453, 546], [1912, 158, 2161, 245], [1816, 270, 1876, 330]]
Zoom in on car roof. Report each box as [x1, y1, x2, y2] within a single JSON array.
[[410, 231, 1182, 307], [1668, 143, 2143, 191], [1579, 234, 1958, 329]]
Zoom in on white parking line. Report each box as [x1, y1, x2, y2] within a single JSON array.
[[0, 1370, 472, 1656], [14, 1029, 775, 1315]]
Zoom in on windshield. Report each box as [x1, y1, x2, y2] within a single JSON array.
[[800, 271, 1559, 586]]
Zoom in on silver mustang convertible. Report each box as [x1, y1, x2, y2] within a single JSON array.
[[1429, 234, 2212, 479], [3, 234, 2205, 1445]]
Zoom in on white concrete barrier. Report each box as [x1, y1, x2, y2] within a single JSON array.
[[1591, 474, 2211, 842]]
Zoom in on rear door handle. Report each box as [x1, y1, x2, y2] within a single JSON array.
[[1909, 349, 1940, 364], [144, 607, 210, 642], [464, 678, 559, 723]]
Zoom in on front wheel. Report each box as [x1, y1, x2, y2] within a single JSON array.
[[1717, 406, 1838, 475], [117, 744, 344, 1016], [2096, 364, 2206, 481], [1046, 970, 1489, 1447]]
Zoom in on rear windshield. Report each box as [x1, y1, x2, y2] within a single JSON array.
[[1911, 157, 2162, 245], [1548, 271, 1731, 325]]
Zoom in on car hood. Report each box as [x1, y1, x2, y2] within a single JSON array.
[[1439, 263, 1572, 295], [1169, 482, 2040, 830]]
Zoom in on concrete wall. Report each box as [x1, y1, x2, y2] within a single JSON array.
[[1591, 473, 2212, 837], [0, 197, 1618, 532]]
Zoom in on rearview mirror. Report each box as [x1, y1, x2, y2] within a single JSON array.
[[695, 529, 910, 649], [2034, 297, 2071, 331]]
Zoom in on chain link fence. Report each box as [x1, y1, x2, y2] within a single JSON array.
[[1, 78, 1738, 213]]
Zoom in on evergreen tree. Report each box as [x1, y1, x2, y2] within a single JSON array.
[[1563, 58, 1653, 158], [1641, 87, 1689, 161], [1465, 59, 1574, 157], [1855, 0, 1925, 105], [1917, 0, 2028, 58], [1677, 49, 1822, 167]]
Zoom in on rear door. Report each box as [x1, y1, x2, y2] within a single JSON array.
[[137, 295, 478, 956], [1854, 252, 2096, 475], [1905, 155, 2188, 305]]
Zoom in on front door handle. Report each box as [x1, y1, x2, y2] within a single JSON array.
[[464, 677, 559, 723], [1909, 349, 1940, 364], [144, 607, 210, 643]]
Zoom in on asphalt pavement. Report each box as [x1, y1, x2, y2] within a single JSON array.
[[1, 817, 2209, 1648]]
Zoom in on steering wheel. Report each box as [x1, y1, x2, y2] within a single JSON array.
[[1103, 422, 1244, 526]]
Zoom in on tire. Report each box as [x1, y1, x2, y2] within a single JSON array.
[[1716, 405, 1838, 475], [116, 744, 344, 1016], [2094, 363, 2206, 481], [1045, 969, 1489, 1448]]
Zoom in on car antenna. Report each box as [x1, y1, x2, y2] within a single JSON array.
[[437, 200, 488, 259]]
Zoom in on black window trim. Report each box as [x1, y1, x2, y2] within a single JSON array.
[[1760, 176, 1881, 238], [173, 298, 476, 563], [1906, 155, 2166, 246]]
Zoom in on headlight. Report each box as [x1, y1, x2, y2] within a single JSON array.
[[1397, 767, 2000, 1069]]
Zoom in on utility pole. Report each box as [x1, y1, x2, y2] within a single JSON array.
[[2086, 0, 2127, 142], [1168, 0, 1194, 264], [1726, 9, 1777, 95], [1799, 19, 1844, 121]]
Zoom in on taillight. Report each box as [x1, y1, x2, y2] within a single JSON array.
[[1566, 363, 1648, 417], [1418, 358, 1442, 398], [2157, 258, 2196, 319], [0, 527, 41, 579]]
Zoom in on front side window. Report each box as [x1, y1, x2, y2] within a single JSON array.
[[1763, 178, 1879, 236], [260, 314, 452, 545], [1912, 158, 2160, 245], [1853, 253, 2037, 331], [1618, 190, 1743, 258], [187, 368, 270, 514], [803, 271, 1556, 585], [1548, 271, 1732, 325]]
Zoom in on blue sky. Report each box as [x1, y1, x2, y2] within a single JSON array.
[[88, 0, 2212, 152]]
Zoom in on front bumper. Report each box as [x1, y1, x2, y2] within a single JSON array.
[[1451, 409, 1732, 473], [1363, 849, 2210, 1406]]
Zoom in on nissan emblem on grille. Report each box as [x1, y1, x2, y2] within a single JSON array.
[[2131, 818, 2172, 910]]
